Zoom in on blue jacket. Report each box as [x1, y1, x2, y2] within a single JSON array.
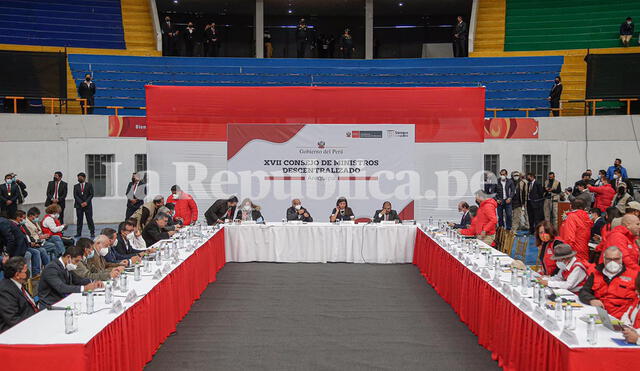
[[606, 165, 628, 180]]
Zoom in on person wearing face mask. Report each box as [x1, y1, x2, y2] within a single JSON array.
[[607, 158, 628, 181], [612, 183, 633, 214], [205, 196, 238, 225], [166, 185, 198, 226], [40, 204, 73, 248], [235, 198, 264, 223], [598, 214, 640, 271], [330, 197, 354, 222], [142, 213, 177, 247], [74, 237, 122, 281], [100, 228, 142, 267], [593, 169, 607, 187], [538, 244, 589, 293], [547, 76, 562, 116], [510, 171, 529, 232], [45, 171, 68, 224], [621, 274, 640, 344], [460, 190, 498, 245], [620, 17, 635, 47], [131, 195, 164, 231], [125, 173, 146, 220], [37, 246, 104, 309], [24, 207, 65, 258], [157, 205, 182, 231], [0, 173, 19, 219], [495, 169, 515, 230], [372, 201, 401, 223], [448, 201, 471, 229], [114, 221, 156, 257], [11, 210, 49, 278], [86, 235, 126, 276], [77, 73, 95, 114], [590, 208, 605, 242], [535, 220, 564, 276], [559, 198, 593, 262], [526, 172, 545, 234], [286, 199, 313, 222], [588, 180, 616, 213], [73, 172, 95, 238], [566, 180, 592, 207], [0, 257, 38, 333], [161, 16, 178, 56], [182, 21, 197, 57], [126, 217, 149, 250], [543, 171, 562, 226], [611, 168, 633, 197], [579, 245, 639, 319]]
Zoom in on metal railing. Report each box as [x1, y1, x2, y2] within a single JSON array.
[[486, 98, 639, 117], [2, 96, 146, 115]]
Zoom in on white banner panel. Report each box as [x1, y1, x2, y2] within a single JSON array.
[[227, 124, 415, 222]]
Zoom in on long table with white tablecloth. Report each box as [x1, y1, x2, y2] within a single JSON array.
[[0, 227, 226, 371], [413, 228, 639, 371], [224, 222, 417, 263]]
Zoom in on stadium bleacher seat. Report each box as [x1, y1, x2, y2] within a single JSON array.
[[505, 0, 640, 51], [0, 0, 126, 49], [68, 54, 564, 117]]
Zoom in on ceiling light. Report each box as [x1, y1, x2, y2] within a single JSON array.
[[288, 9, 293, 14], [173, 0, 178, 3], [398, 2, 404, 6]]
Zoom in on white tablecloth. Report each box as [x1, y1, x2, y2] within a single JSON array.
[[224, 222, 417, 263], [0, 227, 221, 345]]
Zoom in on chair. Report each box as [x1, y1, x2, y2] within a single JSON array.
[[512, 235, 528, 261], [355, 217, 372, 224], [494, 227, 505, 252], [503, 229, 516, 255]]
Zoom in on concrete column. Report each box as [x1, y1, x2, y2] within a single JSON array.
[[365, 0, 373, 59], [255, 0, 264, 58]]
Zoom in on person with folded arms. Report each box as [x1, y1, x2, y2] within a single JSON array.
[[373, 201, 401, 223], [286, 199, 313, 222], [0, 257, 38, 333], [37, 246, 104, 309], [205, 196, 238, 225], [235, 198, 264, 222], [330, 197, 354, 222], [538, 244, 589, 293]]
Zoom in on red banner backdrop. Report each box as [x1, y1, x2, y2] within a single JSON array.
[[108, 116, 147, 137], [484, 118, 539, 139], [145, 86, 485, 143]]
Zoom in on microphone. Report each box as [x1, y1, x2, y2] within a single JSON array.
[[46, 305, 68, 311]]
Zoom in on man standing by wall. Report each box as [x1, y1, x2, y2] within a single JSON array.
[[77, 74, 95, 114], [73, 173, 94, 238], [453, 16, 468, 57], [543, 172, 562, 227], [0, 174, 19, 219], [511, 171, 529, 232], [125, 173, 145, 220], [296, 18, 309, 58], [45, 171, 68, 224], [548, 76, 562, 117], [496, 169, 515, 230]]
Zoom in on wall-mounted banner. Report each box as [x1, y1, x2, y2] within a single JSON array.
[[227, 123, 415, 222], [108, 116, 147, 137], [484, 118, 538, 139]]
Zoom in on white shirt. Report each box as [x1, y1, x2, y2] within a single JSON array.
[[547, 257, 587, 292], [11, 278, 36, 307], [42, 215, 64, 233], [59, 258, 85, 292], [127, 232, 147, 250], [500, 178, 507, 200], [621, 302, 640, 334]]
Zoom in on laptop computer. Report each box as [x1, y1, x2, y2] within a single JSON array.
[[596, 306, 625, 332]]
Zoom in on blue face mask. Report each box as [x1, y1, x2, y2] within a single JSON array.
[[87, 250, 95, 259], [5, 179, 12, 184]]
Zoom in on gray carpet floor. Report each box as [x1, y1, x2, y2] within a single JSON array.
[[145, 263, 499, 371]]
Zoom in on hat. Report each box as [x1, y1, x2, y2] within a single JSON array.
[[551, 244, 576, 260], [627, 201, 640, 211]]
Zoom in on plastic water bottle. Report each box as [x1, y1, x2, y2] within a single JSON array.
[[555, 297, 563, 321], [428, 216, 433, 227], [587, 316, 598, 345], [105, 280, 113, 304], [65, 307, 74, 334], [538, 284, 546, 307], [86, 290, 94, 314], [533, 285, 540, 305], [564, 301, 575, 330], [134, 264, 141, 281], [121, 274, 128, 292]]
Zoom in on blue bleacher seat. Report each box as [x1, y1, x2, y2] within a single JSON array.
[[0, 0, 125, 49], [67, 54, 565, 117]]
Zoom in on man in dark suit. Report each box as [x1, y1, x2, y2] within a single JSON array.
[[37, 246, 102, 309], [0, 174, 19, 219], [450, 201, 471, 229], [161, 16, 178, 56], [496, 168, 516, 230], [125, 173, 146, 220], [73, 172, 95, 238], [548, 76, 562, 117], [0, 257, 38, 333], [453, 16, 468, 57], [526, 172, 545, 234], [114, 221, 155, 257], [372, 201, 401, 223], [77, 74, 96, 114], [142, 213, 175, 247], [286, 199, 313, 222], [204, 196, 238, 225], [45, 171, 68, 224]]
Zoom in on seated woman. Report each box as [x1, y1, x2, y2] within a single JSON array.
[[535, 220, 564, 276], [330, 197, 354, 222], [235, 198, 264, 223]]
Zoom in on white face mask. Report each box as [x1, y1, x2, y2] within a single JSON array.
[[53, 213, 60, 218], [111, 239, 118, 247], [295, 204, 302, 210], [66, 262, 77, 271], [500, 175, 506, 180], [613, 175, 619, 179], [243, 204, 251, 211], [605, 261, 622, 274], [556, 261, 567, 271], [99, 247, 109, 256], [173, 193, 179, 199]]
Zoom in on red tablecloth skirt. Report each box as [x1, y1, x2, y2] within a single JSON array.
[[412, 230, 638, 371], [0, 229, 226, 371]]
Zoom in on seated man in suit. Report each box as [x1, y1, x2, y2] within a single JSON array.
[[37, 246, 103, 309], [114, 221, 156, 258], [100, 228, 142, 267], [286, 199, 313, 222], [449, 201, 471, 229], [372, 201, 401, 223], [204, 196, 238, 225], [142, 213, 176, 247], [0, 257, 38, 333], [74, 237, 122, 281]]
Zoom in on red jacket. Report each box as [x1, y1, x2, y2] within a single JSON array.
[[460, 199, 497, 237], [622, 298, 640, 328], [588, 184, 615, 212], [559, 209, 593, 262], [561, 258, 590, 293], [598, 225, 640, 270], [540, 238, 564, 276], [588, 265, 638, 319], [167, 193, 198, 225], [40, 214, 62, 237]]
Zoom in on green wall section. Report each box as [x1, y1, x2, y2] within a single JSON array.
[[505, 0, 640, 51]]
